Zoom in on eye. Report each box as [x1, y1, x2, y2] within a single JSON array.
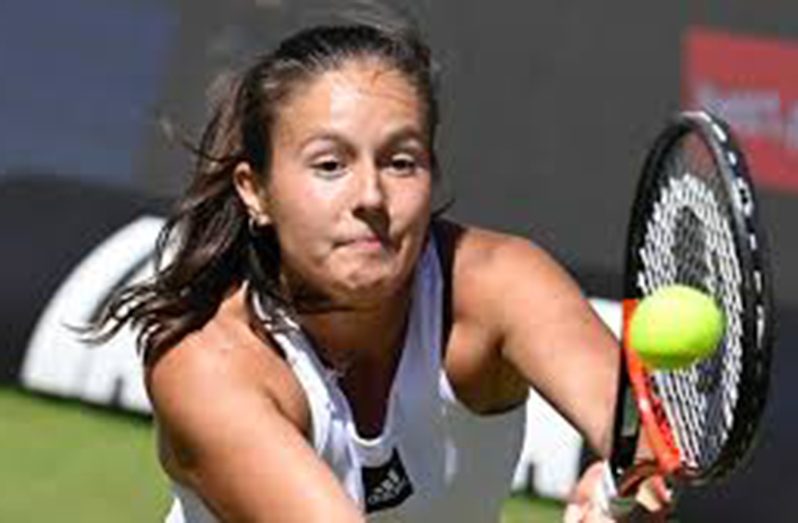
[[387, 154, 419, 176], [312, 158, 347, 179]]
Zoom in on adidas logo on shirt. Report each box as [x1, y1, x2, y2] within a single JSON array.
[[362, 449, 414, 513], [367, 470, 408, 506]]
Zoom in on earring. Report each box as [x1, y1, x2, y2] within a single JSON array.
[[248, 215, 260, 235]]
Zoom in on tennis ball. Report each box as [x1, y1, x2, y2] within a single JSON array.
[[628, 285, 725, 370]]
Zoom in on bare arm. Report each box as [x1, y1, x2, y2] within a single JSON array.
[[452, 228, 671, 520], [147, 333, 364, 523], [458, 229, 619, 456]]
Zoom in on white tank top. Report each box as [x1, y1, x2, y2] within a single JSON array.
[[165, 236, 526, 522]]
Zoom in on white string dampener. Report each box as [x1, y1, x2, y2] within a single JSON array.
[[593, 461, 638, 519], [594, 460, 677, 520]]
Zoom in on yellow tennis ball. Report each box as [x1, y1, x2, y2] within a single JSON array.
[[629, 284, 725, 370]]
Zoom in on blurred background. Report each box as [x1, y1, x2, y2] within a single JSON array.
[[2, 0, 797, 521]]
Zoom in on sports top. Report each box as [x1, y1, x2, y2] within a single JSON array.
[[164, 232, 526, 522]]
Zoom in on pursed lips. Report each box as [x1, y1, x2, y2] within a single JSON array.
[[337, 233, 393, 250]]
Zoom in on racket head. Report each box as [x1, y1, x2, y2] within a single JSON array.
[[610, 111, 774, 489]]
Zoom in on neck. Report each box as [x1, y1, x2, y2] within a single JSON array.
[[298, 283, 413, 376]]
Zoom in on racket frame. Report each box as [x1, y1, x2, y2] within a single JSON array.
[[609, 110, 774, 490]]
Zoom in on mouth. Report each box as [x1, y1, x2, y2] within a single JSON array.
[[337, 233, 393, 251]]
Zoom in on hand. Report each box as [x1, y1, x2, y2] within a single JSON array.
[[564, 461, 614, 523], [563, 461, 673, 522]]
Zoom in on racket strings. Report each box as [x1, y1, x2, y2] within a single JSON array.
[[681, 142, 746, 437], [636, 135, 746, 474]]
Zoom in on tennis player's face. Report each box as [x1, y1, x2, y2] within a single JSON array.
[[262, 59, 432, 307]]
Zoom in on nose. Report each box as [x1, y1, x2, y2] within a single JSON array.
[[352, 161, 390, 236], [354, 161, 386, 212]]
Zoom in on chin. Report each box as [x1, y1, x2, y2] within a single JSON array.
[[334, 268, 408, 306]]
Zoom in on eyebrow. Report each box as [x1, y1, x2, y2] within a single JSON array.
[[382, 125, 427, 145], [298, 125, 428, 153]]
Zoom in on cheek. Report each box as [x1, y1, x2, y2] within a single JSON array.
[[390, 181, 433, 267], [274, 208, 332, 264], [265, 198, 331, 274], [394, 179, 432, 231], [270, 177, 344, 237]]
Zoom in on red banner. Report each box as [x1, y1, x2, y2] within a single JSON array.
[[683, 27, 798, 192]]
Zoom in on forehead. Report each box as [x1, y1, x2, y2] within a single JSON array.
[[274, 59, 425, 139]]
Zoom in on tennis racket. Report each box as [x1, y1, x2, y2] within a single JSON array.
[[606, 110, 774, 508]]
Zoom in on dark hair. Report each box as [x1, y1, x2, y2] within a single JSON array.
[[93, 21, 441, 364]]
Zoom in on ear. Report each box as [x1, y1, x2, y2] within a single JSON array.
[[233, 161, 271, 225]]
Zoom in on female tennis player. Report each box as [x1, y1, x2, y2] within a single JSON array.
[[97, 20, 669, 522]]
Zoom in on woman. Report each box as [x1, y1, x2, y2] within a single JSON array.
[[98, 20, 666, 522]]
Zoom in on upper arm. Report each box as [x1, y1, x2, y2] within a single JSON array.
[[147, 337, 363, 523], [461, 231, 619, 456]]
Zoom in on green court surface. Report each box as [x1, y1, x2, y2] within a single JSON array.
[[0, 386, 563, 522]]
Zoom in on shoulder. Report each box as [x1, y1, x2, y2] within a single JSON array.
[[435, 219, 571, 314], [146, 287, 310, 471], [435, 220, 575, 412], [144, 288, 365, 520]]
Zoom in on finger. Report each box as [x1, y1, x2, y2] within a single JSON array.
[[583, 504, 615, 523], [563, 503, 586, 523], [635, 476, 673, 512]]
